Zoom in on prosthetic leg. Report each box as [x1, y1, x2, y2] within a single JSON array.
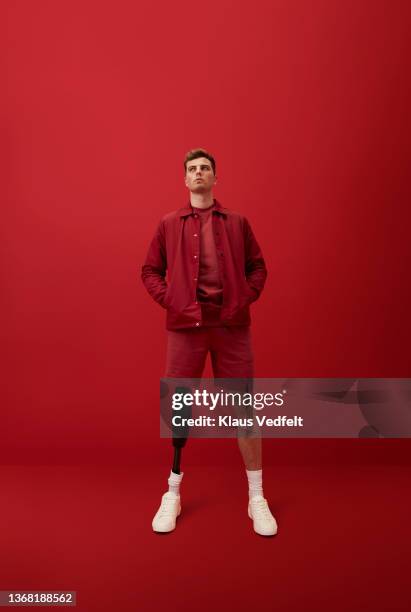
[[152, 393, 190, 532], [172, 437, 186, 474], [170, 385, 191, 474]]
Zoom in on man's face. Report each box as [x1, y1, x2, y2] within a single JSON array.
[[184, 157, 216, 193]]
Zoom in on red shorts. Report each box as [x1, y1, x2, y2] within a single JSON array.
[[164, 326, 254, 378]]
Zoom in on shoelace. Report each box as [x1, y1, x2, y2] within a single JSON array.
[[158, 496, 178, 517], [252, 499, 273, 520]]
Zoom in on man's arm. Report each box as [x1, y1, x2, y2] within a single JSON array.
[[243, 217, 267, 301], [141, 220, 168, 308]]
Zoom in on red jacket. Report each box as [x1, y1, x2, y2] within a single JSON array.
[[141, 199, 267, 330]]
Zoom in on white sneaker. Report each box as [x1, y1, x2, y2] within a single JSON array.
[[152, 492, 181, 533], [248, 495, 278, 536]]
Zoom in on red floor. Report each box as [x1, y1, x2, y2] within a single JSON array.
[[0, 462, 410, 611]]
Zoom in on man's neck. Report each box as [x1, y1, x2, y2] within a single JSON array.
[[190, 192, 214, 209]]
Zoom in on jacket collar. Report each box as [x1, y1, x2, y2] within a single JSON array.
[[179, 198, 229, 217]]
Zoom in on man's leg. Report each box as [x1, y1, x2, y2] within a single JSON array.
[[210, 326, 259, 468], [237, 435, 261, 470], [152, 329, 208, 533], [210, 326, 277, 536]]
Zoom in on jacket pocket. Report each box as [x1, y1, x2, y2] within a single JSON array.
[[242, 281, 258, 306], [162, 286, 171, 309]]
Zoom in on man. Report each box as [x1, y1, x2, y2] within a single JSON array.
[[141, 149, 277, 536]]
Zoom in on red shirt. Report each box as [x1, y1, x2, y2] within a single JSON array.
[[141, 199, 267, 330], [195, 203, 223, 305]]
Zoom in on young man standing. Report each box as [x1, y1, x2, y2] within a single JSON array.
[[141, 149, 277, 536]]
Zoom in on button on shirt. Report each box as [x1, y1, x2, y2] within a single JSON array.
[[192, 203, 224, 326], [141, 199, 267, 331]]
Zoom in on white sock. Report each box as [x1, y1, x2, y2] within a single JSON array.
[[168, 470, 183, 496], [246, 469, 264, 500]]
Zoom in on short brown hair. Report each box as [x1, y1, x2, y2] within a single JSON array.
[[184, 148, 216, 175]]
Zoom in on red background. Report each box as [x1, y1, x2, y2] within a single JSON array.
[[1, 2, 411, 610], [2, 0, 410, 465]]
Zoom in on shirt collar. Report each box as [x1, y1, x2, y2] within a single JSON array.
[[179, 198, 229, 217]]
